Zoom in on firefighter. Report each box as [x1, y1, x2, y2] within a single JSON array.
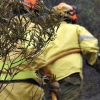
[[0, 0, 60, 100], [43, 2, 99, 100]]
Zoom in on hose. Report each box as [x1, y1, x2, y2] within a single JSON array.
[[45, 48, 81, 66]]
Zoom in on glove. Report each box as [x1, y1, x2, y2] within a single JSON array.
[[36, 67, 61, 99], [46, 75, 61, 100]]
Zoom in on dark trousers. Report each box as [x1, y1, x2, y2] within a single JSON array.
[[43, 73, 83, 100]]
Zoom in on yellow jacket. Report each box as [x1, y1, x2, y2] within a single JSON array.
[[44, 21, 99, 80], [0, 16, 47, 80]]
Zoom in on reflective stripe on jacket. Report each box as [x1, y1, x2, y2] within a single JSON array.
[[44, 21, 99, 80], [0, 54, 45, 80]]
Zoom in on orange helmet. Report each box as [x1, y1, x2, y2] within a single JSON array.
[[53, 2, 78, 21], [21, 0, 39, 9], [7, 0, 39, 9], [6, 0, 39, 15]]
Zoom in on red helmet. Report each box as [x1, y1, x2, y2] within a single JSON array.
[[53, 2, 78, 21]]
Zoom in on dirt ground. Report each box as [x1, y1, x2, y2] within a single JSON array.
[[81, 62, 100, 100]]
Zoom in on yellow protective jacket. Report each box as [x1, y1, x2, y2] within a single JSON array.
[[44, 21, 99, 80], [0, 16, 51, 81]]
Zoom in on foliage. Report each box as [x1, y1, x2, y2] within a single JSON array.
[[0, 0, 61, 93]]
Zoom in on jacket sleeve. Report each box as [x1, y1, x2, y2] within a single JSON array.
[[77, 25, 99, 65]]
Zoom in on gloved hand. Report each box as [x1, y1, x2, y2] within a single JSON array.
[[36, 67, 61, 99], [46, 75, 61, 100]]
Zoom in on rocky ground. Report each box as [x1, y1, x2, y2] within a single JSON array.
[[81, 62, 100, 100]]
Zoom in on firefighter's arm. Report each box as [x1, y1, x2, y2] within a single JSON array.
[[77, 26, 99, 65]]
